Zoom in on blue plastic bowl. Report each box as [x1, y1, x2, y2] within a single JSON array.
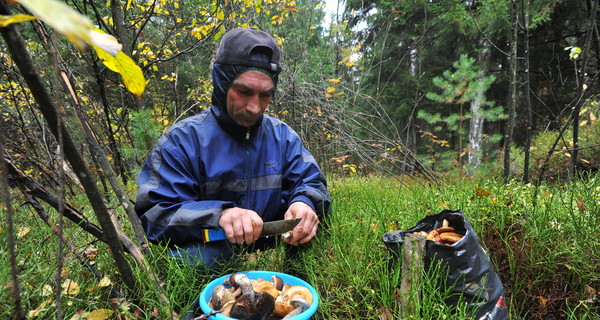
[[199, 271, 319, 320]]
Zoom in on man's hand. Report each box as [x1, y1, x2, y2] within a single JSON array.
[[283, 202, 319, 246], [219, 208, 263, 244]]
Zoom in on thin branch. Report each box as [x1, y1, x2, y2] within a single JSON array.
[[0, 146, 25, 319]]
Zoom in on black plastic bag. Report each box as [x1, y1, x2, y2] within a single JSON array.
[[382, 210, 508, 320]]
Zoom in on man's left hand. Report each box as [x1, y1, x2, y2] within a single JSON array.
[[283, 202, 319, 246]]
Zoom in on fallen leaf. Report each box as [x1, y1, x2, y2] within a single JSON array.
[[61, 279, 80, 295], [41, 284, 53, 296], [68, 310, 88, 320], [86, 309, 114, 320], [87, 276, 113, 291], [28, 297, 53, 317], [576, 199, 587, 212], [17, 226, 30, 239], [537, 295, 548, 308], [27, 307, 45, 318], [98, 276, 112, 287], [84, 248, 99, 260], [584, 285, 596, 303], [475, 188, 491, 198], [61, 267, 69, 278]]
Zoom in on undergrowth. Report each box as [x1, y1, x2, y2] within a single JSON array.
[[1, 174, 599, 319]]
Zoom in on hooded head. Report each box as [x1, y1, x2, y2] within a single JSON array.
[[211, 28, 281, 138]]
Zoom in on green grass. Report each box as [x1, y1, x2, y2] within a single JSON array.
[[1, 174, 599, 319]]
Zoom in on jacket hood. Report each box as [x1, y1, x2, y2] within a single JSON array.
[[210, 28, 281, 142]]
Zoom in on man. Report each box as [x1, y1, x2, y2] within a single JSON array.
[[134, 28, 331, 272]]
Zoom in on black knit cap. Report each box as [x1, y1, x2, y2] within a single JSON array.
[[214, 28, 281, 74]]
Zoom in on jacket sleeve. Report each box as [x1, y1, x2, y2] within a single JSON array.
[[134, 136, 232, 245], [282, 132, 331, 219]]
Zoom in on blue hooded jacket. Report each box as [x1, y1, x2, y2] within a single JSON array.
[[134, 29, 330, 245]]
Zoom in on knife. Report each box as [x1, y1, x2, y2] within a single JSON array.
[[201, 218, 302, 242]]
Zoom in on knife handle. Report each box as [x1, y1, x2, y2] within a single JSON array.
[[201, 228, 227, 242]]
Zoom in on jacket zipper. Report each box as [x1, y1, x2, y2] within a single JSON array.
[[244, 128, 253, 209]]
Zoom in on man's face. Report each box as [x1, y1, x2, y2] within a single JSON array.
[[226, 70, 275, 128]]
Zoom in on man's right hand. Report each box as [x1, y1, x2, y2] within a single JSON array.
[[219, 207, 264, 244]]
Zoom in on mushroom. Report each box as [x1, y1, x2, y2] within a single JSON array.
[[280, 282, 291, 294], [252, 280, 279, 299], [228, 273, 275, 320], [210, 285, 236, 310], [271, 275, 284, 291], [220, 300, 235, 317], [274, 285, 313, 317], [282, 295, 311, 319]]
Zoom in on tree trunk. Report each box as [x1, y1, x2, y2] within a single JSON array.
[[111, 0, 132, 56], [504, 0, 519, 180], [467, 38, 491, 177], [523, 0, 533, 183]]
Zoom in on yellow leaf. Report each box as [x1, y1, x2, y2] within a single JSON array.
[[94, 47, 146, 97], [326, 77, 342, 85], [41, 284, 53, 296], [40, 297, 53, 308], [28, 308, 45, 318], [0, 14, 37, 27], [17, 226, 30, 239], [85, 309, 114, 320], [215, 9, 224, 20], [18, 0, 94, 49], [98, 276, 112, 287], [88, 28, 122, 57], [28, 297, 53, 317], [61, 267, 69, 278], [61, 279, 80, 295]]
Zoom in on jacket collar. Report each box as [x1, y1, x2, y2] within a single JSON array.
[[210, 105, 262, 142]]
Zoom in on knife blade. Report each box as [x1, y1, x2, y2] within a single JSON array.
[[201, 218, 302, 242]]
